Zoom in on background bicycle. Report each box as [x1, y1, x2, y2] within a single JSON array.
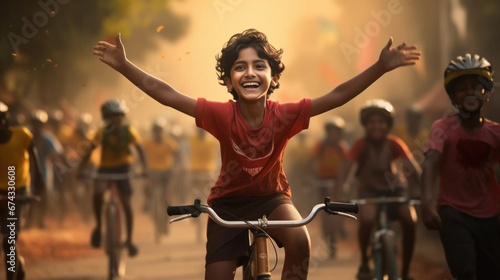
[[87, 172, 143, 280], [351, 197, 420, 280]]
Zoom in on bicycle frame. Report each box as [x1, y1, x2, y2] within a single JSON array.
[[168, 197, 358, 279]]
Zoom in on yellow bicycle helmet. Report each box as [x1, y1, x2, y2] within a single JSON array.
[[444, 54, 494, 94]]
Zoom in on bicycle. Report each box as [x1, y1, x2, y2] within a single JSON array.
[[0, 194, 40, 280], [351, 197, 420, 280], [88, 172, 141, 280], [167, 197, 359, 279]]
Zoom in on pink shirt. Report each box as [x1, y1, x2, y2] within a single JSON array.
[[425, 114, 500, 218], [195, 98, 311, 205]]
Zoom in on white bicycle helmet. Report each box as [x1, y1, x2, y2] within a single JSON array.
[[444, 54, 494, 94], [360, 99, 395, 127], [325, 115, 346, 130], [31, 109, 48, 124], [152, 117, 168, 130]]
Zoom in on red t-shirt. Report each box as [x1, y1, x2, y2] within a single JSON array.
[[425, 114, 500, 218], [312, 141, 348, 179], [195, 98, 311, 205], [347, 135, 411, 192]]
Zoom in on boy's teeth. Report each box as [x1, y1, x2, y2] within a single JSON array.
[[243, 82, 260, 88]]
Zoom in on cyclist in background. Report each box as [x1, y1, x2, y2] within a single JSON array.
[[393, 104, 429, 198], [283, 131, 312, 215], [26, 109, 64, 229], [189, 127, 219, 243], [47, 109, 76, 226], [79, 99, 148, 257], [142, 117, 179, 230], [47, 109, 74, 151], [421, 54, 500, 279], [0, 101, 46, 280], [68, 113, 97, 223], [336, 99, 421, 280], [311, 116, 349, 258], [189, 128, 218, 202]]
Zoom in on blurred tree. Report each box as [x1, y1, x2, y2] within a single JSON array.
[[0, 0, 189, 105]]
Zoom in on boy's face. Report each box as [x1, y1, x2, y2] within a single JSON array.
[[153, 126, 163, 140], [364, 114, 390, 141], [451, 76, 488, 113], [224, 47, 279, 102], [326, 127, 342, 142], [104, 113, 124, 127]]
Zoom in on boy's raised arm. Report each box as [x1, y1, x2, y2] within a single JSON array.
[[93, 34, 197, 117], [311, 38, 420, 117]]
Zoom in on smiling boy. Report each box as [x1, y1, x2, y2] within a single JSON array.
[[93, 29, 419, 280], [421, 54, 500, 279]]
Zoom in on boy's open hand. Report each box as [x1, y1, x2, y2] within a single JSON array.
[[93, 33, 127, 71], [378, 37, 421, 72]]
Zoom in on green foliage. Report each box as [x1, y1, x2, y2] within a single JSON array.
[[0, 0, 188, 103]]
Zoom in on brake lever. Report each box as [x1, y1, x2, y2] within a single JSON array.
[[169, 213, 197, 224], [331, 211, 358, 220]]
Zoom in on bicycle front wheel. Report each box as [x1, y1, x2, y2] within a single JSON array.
[[106, 203, 125, 280], [380, 231, 398, 280]]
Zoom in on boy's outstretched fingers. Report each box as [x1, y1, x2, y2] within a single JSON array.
[[380, 37, 421, 70], [115, 33, 124, 50], [92, 33, 127, 70], [383, 37, 393, 50]]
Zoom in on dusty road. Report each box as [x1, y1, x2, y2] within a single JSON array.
[[4, 200, 453, 280]]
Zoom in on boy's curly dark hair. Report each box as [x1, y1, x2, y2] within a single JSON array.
[[215, 29, 285, 100]]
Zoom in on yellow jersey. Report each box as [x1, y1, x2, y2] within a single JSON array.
[[143, 137, 179, 171], [189, 134, 218, 172], [92, 125, 141, 168], [0, 126, 33, 190]]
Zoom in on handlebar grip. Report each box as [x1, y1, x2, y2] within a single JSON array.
[[327, 202, 359, 214], [167, 205, 199, 216]]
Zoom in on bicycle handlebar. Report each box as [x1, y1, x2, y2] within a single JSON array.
[[85, 172, 144, 181], [167, 197, 358, 229], [351, 197, 421, 205]]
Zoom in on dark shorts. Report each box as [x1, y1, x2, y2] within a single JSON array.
[[205, 194, 293, 266], [438, 205, 500, 279], [97, 165, 132, 194], [359, 187, 406, 221]]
